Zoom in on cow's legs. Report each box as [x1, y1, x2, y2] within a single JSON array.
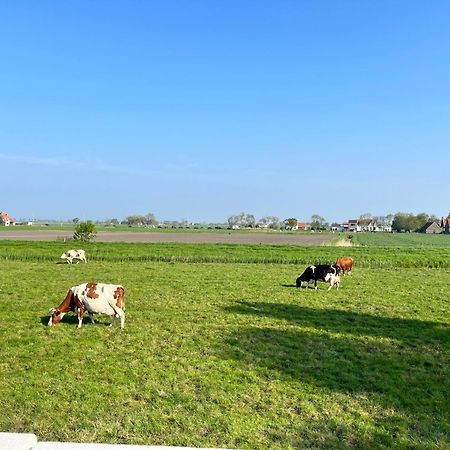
[[109, 313, 125, 329], [108, 304, 126, 329], [88, 312, 95, 324], [77, 305, 85, 328], [327, 275, 335, 290], [328, 275, 340, 290], [109, 306, 125, 329]]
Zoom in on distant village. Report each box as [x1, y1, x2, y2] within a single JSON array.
[[2, 209, 449, 235], [269, 218, 448, 234]]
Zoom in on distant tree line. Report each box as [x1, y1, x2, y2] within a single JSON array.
[[70, 210, 449, 234], [390, 212, 440, 232]]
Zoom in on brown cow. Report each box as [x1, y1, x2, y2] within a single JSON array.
[[48, 283, 126, 329], [336, 257, 353, 276]]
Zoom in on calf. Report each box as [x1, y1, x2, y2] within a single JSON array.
[[60, 249, 87, 264], [48, 282, 126, 329], [336, 257, 353, 275], [296, 264, 341, 290]]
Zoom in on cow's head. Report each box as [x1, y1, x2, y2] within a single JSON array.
[[48, 308, 65, 326], [60, 252, 69, 259], [48, 289, 78, 326]]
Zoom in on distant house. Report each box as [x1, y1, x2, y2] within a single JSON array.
[[357, 219, 373, 231], [440, 217, 450, 234], [348, 219, 361, 232], [358, 219, 392, 233], [330, 223, 343, 232], [0, 211, 14, 226], [339, 218, 391, 232], [297, 222, 307, 230], [444, 218, 450, 234], [418, 221, 443, 234], [340, 221, 349, 231]]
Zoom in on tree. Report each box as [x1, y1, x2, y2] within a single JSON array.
[[373, 214, 394, 229], [311, 214, 326, 230], [72, 217, 80, 224], [145, 213, 158, 226], [391, 212, 430, 232], [125, 215, 146, 226], [227, 212, 256, 228], [359, 213, 372, 220], [384, 214, 394, 226], [284, 218, 298, 229], [73, 221, 97, 242], [260, 216, 280, 229], [416, 213, 429, 227], [227, 215, 238, 228]]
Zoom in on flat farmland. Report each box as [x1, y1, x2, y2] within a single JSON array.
[[0, 229, 334, 245], [0, 242, 449, 449]]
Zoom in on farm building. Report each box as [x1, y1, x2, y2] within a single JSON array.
[[0, 211, 14, 226], [418, 221, 443, 234], [297, 222, 309, 230], [440, 217, 450, 234], [339, 219, 392, 233]]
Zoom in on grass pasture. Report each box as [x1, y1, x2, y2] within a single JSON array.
[[351, 232, 450, 248], [0, 241, 449, 449]]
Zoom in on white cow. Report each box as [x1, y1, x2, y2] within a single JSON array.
[[60, 249, 87, 264], [48, 282, 126, 329]]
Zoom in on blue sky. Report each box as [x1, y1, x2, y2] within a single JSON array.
[[1, 1, 449, 223]]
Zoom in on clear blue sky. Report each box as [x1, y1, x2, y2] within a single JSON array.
[[1, 1, 449, 223]]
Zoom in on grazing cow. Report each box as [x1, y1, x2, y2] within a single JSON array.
[[336, 257, 353, 276], [296, 264, 341, 290], [48, 283, 126, 329], [60, 249, 87, 264]]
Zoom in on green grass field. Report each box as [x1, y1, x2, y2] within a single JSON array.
[[0, 240, 449, 449], [351, 232, 450, 248]]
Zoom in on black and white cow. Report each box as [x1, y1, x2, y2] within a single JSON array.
[[296, 264, 341, 290]]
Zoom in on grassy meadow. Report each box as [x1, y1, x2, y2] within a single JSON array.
[[0, 239, 449, 449], [351, 232, 450, 248]]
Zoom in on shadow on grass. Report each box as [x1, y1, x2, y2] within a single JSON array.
[[220, 300, 450, 446], [40, 314, 108, 326]]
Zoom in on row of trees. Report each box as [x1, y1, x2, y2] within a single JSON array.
[[391, 212, 445, 232], [227, 213, 280, 229], [361, 212, 448, 232], [227, 213, 329, 230], [72, 211, 449, 234]]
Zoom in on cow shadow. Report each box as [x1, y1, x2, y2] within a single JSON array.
[[40, 314, 110, 326], [281, 283, 297, 288], [219, 300, 450, 445]]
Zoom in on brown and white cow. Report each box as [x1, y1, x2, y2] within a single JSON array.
[[336, 257, 353, 276], [48, 283, 126, 329], [60, 249, 87, 264]]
